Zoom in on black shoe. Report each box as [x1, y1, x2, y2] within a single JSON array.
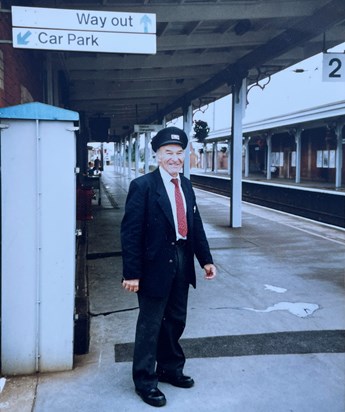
[[135, 387, 167, 407], [158, 373, 194, 388]]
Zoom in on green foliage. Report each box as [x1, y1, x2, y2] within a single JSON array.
[[193, 120, 210, 142]]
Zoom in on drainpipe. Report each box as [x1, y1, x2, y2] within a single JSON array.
[[35, 119, 42, 372]]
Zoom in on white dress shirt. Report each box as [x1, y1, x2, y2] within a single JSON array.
[[159, 166, 187, 240]]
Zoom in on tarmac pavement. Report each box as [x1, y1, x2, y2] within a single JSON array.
[[1, 168, 345, 412]]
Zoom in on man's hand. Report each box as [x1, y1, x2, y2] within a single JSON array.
[[203, 264, 216, 280], [122, 279, 140, 293]]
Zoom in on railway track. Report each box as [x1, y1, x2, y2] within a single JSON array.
[[190, 174, 345, 228]]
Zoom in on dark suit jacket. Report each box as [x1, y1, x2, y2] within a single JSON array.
[[121, 168, 213, 297]]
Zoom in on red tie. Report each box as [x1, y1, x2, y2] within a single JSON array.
[[171, 178, 188, 237]]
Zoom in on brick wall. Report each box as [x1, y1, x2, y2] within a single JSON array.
[[0, 10, 44, 108]]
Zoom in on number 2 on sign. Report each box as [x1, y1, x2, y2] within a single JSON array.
[[329, 58, 341, 78], [322, 53, 345, 82]]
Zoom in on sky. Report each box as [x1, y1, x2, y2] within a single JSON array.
[[170, 42, 345, 132]]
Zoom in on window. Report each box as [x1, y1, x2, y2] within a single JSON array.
[[316, 150, 335, 168]]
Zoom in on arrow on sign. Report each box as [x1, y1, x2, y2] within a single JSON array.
[[140, 15, 152, 33], [17, 30, 32, 45]]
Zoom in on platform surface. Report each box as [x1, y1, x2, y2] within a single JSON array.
[[2, 167, 345, 412]]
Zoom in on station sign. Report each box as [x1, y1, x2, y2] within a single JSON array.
[[322, 52, 345, 82], [134, 124, 163, 133], [12, 27, 156, 54], [11, 6, 156, 54]]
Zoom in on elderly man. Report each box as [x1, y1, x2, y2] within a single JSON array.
[[121, 126, 216, 407]]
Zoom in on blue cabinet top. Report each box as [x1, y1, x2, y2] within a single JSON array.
[[0, 102, 79, 121]]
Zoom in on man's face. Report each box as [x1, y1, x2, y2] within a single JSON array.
[[157, 144, 185, 177]]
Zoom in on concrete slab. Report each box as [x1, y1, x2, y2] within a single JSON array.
[[0, 376, 36, 412]]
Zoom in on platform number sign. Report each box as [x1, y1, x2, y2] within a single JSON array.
[[322, 53, 345, 82]]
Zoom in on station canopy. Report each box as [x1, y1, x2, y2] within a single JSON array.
[[19, 0, 345, 140]]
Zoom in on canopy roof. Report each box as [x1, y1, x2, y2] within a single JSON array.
[[10, 0, 345, 139]]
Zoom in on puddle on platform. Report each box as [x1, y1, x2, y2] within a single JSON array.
[[243, 302, 320, 318], [264, 284, 287, 293]]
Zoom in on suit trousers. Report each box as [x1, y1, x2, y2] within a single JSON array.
[[132, 242, 190, 391]]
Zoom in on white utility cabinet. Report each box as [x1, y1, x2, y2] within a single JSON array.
[[0, 102, 79, 374]]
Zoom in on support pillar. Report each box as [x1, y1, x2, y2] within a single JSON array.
[[230, 78, 246, 228], [244, 137, 250, 178], [295, 128, 302, 184], [113, 142, 116, 173], [118, 141, 122, 173], [115, 142, 120, 173], [119, 139, 122, 174], [266, 133, 272, 180], [113, 142, 117, 173], [227, 140, 231, 175], [144, 132, 150, 174], [100, 142, 104, 171], [335, 122, 344, 189], [213, 142, 217, 173], [183, 105, 193, 178], [204, 143, 207, 172], [135, 133, 140, 178], [121, 138, 126, 175], [128, 135, 132, 179]]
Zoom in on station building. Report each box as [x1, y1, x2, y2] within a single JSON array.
[[198, 100, 345, 190]]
